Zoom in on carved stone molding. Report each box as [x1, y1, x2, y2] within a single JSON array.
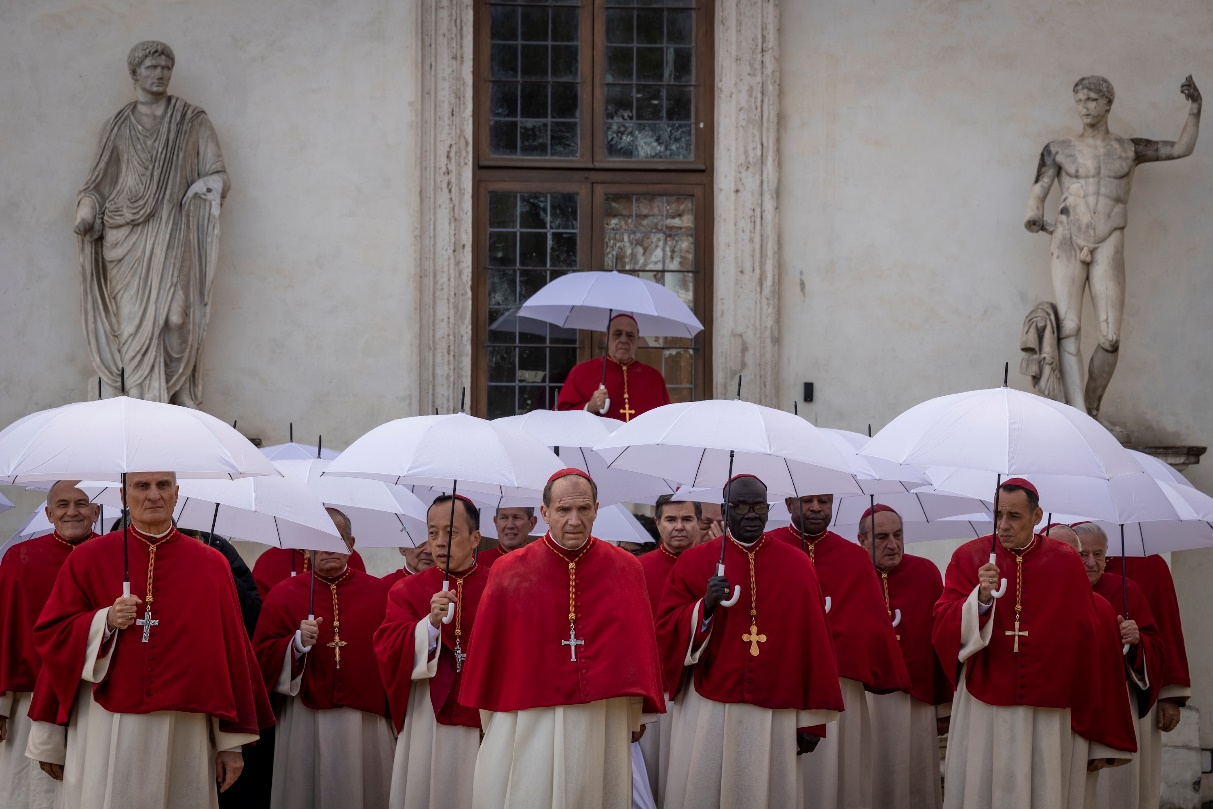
[[712, 0, 781, 406], [417, 0, 474, 416]]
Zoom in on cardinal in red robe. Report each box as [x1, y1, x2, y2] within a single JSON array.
[[1068, 523, 1166, 809], [254, 545, 366, 602], [769, 493, 910, 809], [556, 314, 671, 422], [476, 506, 539, 569], [657, 475, 841, 809], [0, 482, 98, 809], [459, 469, 664, 809], [375, 494, 488, 809], [856, 505, 952, 809], [380, 543, 435, 590], [933, 480, 1137, 809], [26, 472, 273, 809], [253, 508, 392, 809]]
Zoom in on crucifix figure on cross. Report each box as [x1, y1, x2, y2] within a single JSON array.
[[136, 604, 159, 643], [562, 625, 584, 661], [327, 634, 348, 669]]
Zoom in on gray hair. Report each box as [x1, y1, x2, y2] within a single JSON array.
[[1071, 522, 1109, 547], [1073, 75, 1114, 106], [128, 41, 175, 79]]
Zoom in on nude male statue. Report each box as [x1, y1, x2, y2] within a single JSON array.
[[1025, 75, 1201, 432]]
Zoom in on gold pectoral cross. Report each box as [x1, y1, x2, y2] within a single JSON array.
[[327, 633, 348, 668], [1005, 618, 1028, 653], [742, 623, 767, 656], [619, 400, 636, 421]]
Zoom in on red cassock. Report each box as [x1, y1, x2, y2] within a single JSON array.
[[767, 528, 910, 694], [253, 546, 366, 602], [380, 567, 413, 590], [0, 533, 95, 699], [880, 553, 953, 707], [639, 545, 681, 617], [933, 535, 1136, 753], [373, 564, 488, 732], [1105, 555, 1190, 703], [556, 357, 671, 422], [476, 545, 508, 569], [458, 535, 665, 714], [1076, 592, 1140, 752], [655, 537, 843, 713], [29, 528, 273, 735], [252, 569, 389, 718], [1092, 572, 1165, 716]]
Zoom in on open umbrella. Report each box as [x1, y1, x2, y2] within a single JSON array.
[[260, 424, 341, 461]]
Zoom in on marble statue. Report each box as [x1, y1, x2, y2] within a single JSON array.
[[1023, 75, 1200, 435], [75, 41, 229, 406]]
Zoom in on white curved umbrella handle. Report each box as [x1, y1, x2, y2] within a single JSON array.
[[123, 582, 131, 598], [1122, 644, 1130, 656], [441, 580, 455, 624], [308, 613, 315, 621], [988, 553, 1008, 599], [824, 596, 832, 613], [599, 397, 611, 415], [891, 608, 901, 628], [716, 563, 741, 608]]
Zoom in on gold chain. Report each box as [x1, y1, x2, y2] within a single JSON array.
[[880, 571, 892, 618], [545, 536, 592, 625], [134, 531, 170, 605], [325, 569, 351, 669], [52, 531, 85, 550], [731, 535, 768, 656], [1012, 534, 1038, 619]]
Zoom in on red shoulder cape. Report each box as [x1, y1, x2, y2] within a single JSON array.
[[655, 537, 843, 712], [253, 547, 366, 602], [374, 564, 488, 731], [883, 553, 953, 706], [380, 567, 411, 590], [1091, 572, 1165, 715], [767, 528, 910, 693], [1105, 555, 1190, 699], [556, 357, 671, 422], [0, 533, 95, 695], [639, 546, 680, 618], [252, 568, 389, 717], [459, 535, 664, 713], [30, 529, 273, 734], [477, 545, 506, 568], [1076, 593, 1139, 753]]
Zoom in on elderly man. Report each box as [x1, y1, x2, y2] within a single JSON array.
[[253, 508, 393, 809], [557, 313, 671, 422], [26, 472, 272, 809], [933, 480, 1136, 808], [375, 495, 489, 809], [382, 544, 435, 589], [460, 469, 665, 809], [697, 502, 724, 541], [768, 493, 909, 809], [658, 475, 842, 809], [857, 505, 952, 809], [1070, 523, 1165, 809], [477, 506, 538, 567], [0, 483, 98, 809], [253, 544, 367, 602]]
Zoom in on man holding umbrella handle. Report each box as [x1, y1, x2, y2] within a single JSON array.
[[558, 313, 671, 422]]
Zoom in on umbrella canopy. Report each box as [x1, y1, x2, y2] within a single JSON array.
[[591, 505, 656, 546], [261, 442, 341, 461], [819, 428, 930, 494], [495, 410, 678, 505], [593, 400, 862, 498], [515, 270, 703, 337], [1049, 519, 1213, 556], [0, 397, 278, 484]]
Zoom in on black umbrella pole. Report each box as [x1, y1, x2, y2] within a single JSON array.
[[718, 450, 736, 568], [309, 551, 317, 620], [990, 474, 1003, 555], [1121, 524, 1129, 618], [599, 310, 614, 388], [869, 494, 878, 570], [121, 473, 130, 597]]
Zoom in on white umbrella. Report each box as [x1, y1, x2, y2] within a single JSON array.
[[819, 428, 929, 494], [274, 459, 428, 548], [515, 270, 703, 338], [591, 505, 655, 546], [495, 410, 678, 505], [261, 442, 341, 461]]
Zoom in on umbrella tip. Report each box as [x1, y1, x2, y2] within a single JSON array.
[[735, 375, 742, 400], [120, 367, 126, 395], [868, 423, 872, 438], [317, 435, 323, 459], [793, 401, 798, 416], [1002, 361, 1009, 387], [460, 387, 466, 413], [290, 422, 294, 442], [232, 419, 237, 430]]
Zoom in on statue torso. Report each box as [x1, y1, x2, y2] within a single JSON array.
[[1050, 134, 1138, 239]]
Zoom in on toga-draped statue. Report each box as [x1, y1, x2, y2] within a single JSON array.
[[74, 41, 228, 406], [1022, 75, 1201, 438]]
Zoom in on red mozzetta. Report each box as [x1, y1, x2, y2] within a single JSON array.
[[556, 357, 670, 422]]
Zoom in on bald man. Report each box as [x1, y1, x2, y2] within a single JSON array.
[[0, 482, 98, 809]]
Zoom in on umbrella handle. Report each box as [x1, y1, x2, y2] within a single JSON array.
[[123, 582, 131, 598], [599, 393, 611, 415], [988, 553, 1008, 599], [716, 563, 741, 608], [891, 608, 901, 628], [824, 596, 832, 613], [441, 580, 455, 624], [1122, 644, 1130, 656]]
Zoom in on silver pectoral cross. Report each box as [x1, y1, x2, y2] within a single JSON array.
[[561, 625, 584, 661], [135, 604, 159, 643], [453, 640, 466, 673]]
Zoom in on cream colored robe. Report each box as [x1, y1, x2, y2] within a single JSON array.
[[798, 677, 869, 809], [0, 691, 56, 809], [664, 599, 840, 809], [271, 644, 395, 809], [25, 609, 257, 809], [865, 690, 947, 809], [389, 620, 480, 809], [1094, 669, 1158, 809], [636, 695, 671, 805], [942, 587, 1131, 809]]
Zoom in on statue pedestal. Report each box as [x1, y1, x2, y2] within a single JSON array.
[[1125, 444, 1206, 472]]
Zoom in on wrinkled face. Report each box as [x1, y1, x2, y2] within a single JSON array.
[[1075, 530, 1108, 586], [136, 55, 173, 96], [785, 494, 833, 536], [45, 481, 99, 541], [123, 472, 178, 530], [427, 501, 479, 571], [493, 507, 537, 551], [399, 544, 434, 572], [316, 509, 354, 577], [657, 501, 700, 554], [859, 511, 904, 571], [995, 489, 1042, 550], [541, 476, 598, 550], [726, 477, 769, 544], [1073, 89, 1110, 127], [607, 317, 638, 364]]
